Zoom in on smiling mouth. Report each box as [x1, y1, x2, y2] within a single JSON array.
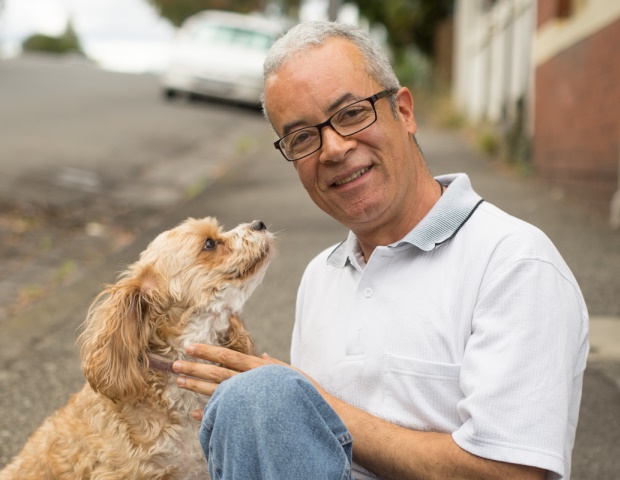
[[333, 167, 371, 186]]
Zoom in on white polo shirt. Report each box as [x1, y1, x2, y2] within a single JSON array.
[[292, 173, 589, 480]]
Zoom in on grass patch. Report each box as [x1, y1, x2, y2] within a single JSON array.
[[235, 136, 258, 155], [477, 130, 500, 157], [55, 260, 76, 283], [39, 235, 53, 252], [185, 178, 208, 199]]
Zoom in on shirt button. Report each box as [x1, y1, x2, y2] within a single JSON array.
[[363, 287, 373, 298]]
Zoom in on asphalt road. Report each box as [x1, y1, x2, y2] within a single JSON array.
[[0, 54, 271, 212], [0, 55, 619, 477], [0, 54, 269, 324]]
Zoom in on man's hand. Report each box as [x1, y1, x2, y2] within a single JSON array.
[[173, 344, 545, 480], [172, 344, 285, 419]]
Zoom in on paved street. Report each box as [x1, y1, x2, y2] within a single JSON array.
[[0, 57, 619, 477], [0, 55, 268, 325]]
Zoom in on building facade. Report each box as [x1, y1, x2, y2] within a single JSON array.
[[453, 0, 620, 224]]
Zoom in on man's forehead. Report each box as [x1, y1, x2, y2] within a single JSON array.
[[264, 43, 375, 132], [266, 38, 365, 89]]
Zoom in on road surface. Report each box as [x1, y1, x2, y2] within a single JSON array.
[[0, 55, 619, 478]]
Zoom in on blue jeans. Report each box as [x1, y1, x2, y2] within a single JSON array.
[[199, 365, 353, 480]]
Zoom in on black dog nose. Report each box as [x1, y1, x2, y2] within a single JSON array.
[[251, 220, 267, 231]]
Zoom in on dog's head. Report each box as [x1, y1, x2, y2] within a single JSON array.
[[79, 217, 274, 403]]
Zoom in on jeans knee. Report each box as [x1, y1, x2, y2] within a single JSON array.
[[201, 365, 353, 480], [211, 365, 309, 414], [202, 365, 305, 426]]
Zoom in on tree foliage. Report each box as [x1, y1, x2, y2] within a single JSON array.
[[147, 0, 452, 58], [354, 0, 453, 58], [22, 20, 83, 55], [147, 0, 265, 27]]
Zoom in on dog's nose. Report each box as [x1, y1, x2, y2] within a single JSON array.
[[251, 220, 267, 231]]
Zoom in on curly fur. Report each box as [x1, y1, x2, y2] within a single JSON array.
[[1, 217, 274, 479]]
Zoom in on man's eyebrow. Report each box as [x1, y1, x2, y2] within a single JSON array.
[[327, 92, 356, 112], [282, 119, 307, 136], [281, 92, 357, 136]]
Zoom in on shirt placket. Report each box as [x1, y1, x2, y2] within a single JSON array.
[[345, 247, 394, 357]]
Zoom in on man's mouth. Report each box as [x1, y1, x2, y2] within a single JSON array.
[[333, 167, 371, 186]]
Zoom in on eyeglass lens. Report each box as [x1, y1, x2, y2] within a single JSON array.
[[280, 99, 377, 161]]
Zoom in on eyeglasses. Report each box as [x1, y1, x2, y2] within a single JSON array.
[[274, 88, 398, 162]]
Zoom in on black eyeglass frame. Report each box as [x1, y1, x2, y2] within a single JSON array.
[[273, 88, 399, 162]]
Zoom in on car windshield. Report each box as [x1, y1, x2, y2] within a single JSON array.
[[188, 22, 276, 51]]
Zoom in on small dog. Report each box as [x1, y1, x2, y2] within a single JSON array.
[[1, 217, 274, 479]]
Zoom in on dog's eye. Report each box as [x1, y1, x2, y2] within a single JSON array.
[[203, 238, 217, 251]]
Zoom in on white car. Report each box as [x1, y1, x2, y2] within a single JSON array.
[[161, 10, 288, 106]]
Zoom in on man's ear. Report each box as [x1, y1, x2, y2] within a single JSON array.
[[396, 87, 417, 136]]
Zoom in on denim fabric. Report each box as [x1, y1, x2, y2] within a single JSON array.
[[200, 365, 353, 480]]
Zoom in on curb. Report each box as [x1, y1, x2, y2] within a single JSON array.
[[588, 316, 620, 361]]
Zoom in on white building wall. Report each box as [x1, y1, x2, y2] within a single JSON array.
[[453, 0, 535, 127]]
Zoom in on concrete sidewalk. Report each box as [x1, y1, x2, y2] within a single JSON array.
[[588, 316, 620, 361]]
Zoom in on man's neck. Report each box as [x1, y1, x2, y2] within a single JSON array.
[[354, 175, 444, 261]]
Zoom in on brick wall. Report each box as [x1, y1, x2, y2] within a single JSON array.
[[537, 0, 574, 28], [537, 0, 559, 28], [533, 18, 620, 214]]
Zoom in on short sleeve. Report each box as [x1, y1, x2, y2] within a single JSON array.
[[453, 255, 589, 477]]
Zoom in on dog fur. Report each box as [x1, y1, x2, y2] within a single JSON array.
[[0, 217, 274, 479]]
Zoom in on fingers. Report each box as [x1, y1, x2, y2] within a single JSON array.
[[173, 345, 289, 405], [260, 352, 288, 367], [176, 374, 219, 397], [186, 344, 265, 372], [174, 359, 236, 382], [173, 360, 237, 394]]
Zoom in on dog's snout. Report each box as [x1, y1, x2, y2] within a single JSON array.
[[251, 220, 267, 232]]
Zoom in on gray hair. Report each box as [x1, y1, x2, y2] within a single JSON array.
[[261, 21, 401, 118]]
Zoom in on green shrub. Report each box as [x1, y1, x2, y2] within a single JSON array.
[[22, 21, 83, 55], [394, 46, 432, 89], [478, 131, 500, 157]]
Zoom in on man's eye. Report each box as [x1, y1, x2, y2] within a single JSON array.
[[290, 130, 316, 147], [344, 107, 365, 118], [337, 105, 371, 124], [203, 238, 217, 250], [292, 132, 309, 145]]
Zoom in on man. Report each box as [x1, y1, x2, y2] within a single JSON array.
[[173, 21, 589, 480]]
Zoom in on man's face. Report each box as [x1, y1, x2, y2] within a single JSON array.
[[264, 38, 418, 235]]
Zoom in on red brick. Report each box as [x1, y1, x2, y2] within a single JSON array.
[[533, 19, 620, 215]]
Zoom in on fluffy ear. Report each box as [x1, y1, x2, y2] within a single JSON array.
[[79, 264, 167, 403], [221, 314, 255, 356]]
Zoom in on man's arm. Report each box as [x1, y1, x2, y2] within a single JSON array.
[[173, 345, 546, 480], [321, 385, 545, 480]]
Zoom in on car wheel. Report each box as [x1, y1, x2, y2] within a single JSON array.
[[163, 88, 178, 100]]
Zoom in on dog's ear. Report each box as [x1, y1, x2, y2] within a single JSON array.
[[222, 314, 255, 356], [79, 264, 167, 403]]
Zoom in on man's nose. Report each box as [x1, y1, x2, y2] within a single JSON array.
[[318, 126, 354, 163]]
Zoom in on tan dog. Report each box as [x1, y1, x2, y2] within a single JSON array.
[[1, 217, 274, 479]]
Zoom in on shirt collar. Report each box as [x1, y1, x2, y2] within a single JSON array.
[[327, 173, 484, 268]]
